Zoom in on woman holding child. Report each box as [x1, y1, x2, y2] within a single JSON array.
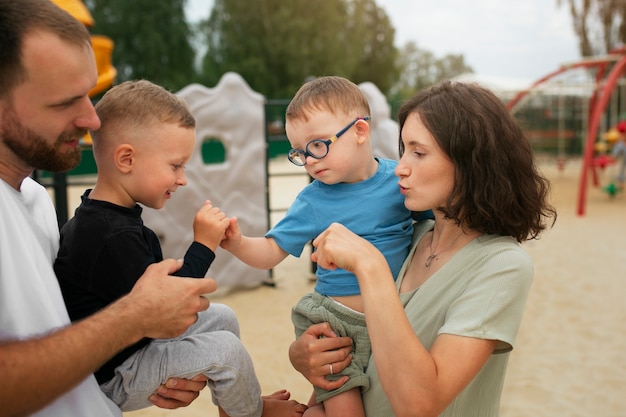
[[289, 80, 557, 417]]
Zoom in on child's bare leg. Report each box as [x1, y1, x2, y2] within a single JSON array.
[[302, 403, 325, 417], [219, 390, 307, 417], [303, 388, 364, 417]]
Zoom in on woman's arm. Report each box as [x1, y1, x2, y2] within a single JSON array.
[[312, 223, 498, 417]]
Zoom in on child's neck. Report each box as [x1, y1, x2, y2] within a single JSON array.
[[361, 156, 379, 180], [89, 184, 135, 208]]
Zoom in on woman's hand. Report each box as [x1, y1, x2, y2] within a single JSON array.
[[289, 322, 352, 391], [312, 223, 385, 275], [149, 374, 208, 409]]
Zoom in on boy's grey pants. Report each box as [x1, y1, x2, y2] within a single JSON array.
[[100, 303, 263, 417]]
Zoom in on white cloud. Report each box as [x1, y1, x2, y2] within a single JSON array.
[[378, 0, 580, 80]]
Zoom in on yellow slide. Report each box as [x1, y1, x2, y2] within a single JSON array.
[[89, 35, 116, 97]]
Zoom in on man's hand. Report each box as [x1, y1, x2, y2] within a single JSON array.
[[150, 375, 208, 409], [120, 259, 217, 341]]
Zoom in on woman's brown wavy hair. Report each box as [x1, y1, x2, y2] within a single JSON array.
[[398, 81, 557, 242]]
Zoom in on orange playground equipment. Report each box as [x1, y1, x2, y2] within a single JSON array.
[[507, 48, 626, 216]]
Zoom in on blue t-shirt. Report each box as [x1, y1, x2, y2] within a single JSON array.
[[266, 158, 413, 296]]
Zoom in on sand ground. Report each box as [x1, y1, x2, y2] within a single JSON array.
[[64, 156, 625, 417]]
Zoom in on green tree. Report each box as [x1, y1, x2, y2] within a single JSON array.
[[198, 0, 398, 98], [389, 41, 473, 100], [85, 0, 196, 91], [345, 0, 400, 92]]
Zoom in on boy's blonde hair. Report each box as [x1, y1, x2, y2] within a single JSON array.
[[91, 80, 195, 145], [286, 76, 370, 121]]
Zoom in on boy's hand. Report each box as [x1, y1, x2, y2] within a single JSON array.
[[220, 216, 243, 252], [192, 201, 230, 251]]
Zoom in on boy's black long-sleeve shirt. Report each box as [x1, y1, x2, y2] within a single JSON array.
[[54, 190, 215, 383]]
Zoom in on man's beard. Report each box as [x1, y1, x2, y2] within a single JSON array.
[[1, 107, 84, 173]]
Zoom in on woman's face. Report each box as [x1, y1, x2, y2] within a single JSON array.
[[395, 112, 455, 213]]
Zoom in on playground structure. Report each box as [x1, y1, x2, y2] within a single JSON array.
[[141, 74, 403, 292], [141, 74, 271, 292], [507, 47, 626, 216]]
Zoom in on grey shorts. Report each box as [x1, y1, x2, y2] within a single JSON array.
[[292, 291, 370, 403]]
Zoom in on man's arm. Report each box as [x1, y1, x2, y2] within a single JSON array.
[[0, 259, 216, 417]]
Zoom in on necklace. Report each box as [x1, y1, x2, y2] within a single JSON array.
[[425, 230, 464, 268]]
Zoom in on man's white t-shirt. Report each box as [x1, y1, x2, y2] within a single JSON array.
[[0, 177, 120, 417]]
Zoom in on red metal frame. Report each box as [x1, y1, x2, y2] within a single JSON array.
[[506, 48, 626, 216]]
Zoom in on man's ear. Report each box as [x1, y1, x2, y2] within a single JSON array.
[[355, 118, 371, 144], [114, 144, 135, 173]]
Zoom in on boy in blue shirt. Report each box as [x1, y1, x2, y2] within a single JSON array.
[[222, 76, 422, 417]]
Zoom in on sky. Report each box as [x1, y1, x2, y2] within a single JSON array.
[[185, 0, 581, 83]]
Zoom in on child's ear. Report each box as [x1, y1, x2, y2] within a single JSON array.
[[355, 118, 371, 144], [114, 144, 135, 173]]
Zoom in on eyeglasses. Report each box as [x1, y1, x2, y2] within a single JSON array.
[[287, 116, 371, 166]]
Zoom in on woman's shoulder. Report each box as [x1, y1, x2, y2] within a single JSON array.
[[475, 233, 529, 255], [468, 234, 534, 278]]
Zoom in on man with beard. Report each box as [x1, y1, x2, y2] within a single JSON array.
[[0, 1, 218, 416]]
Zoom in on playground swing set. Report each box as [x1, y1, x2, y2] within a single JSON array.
[[507, 47, 626, 215]]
